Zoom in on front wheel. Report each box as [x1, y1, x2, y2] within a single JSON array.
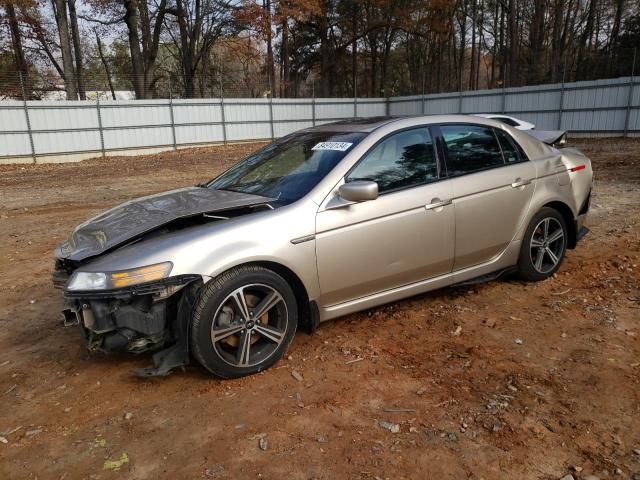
[[517, 207, 568, 282], [190, 265, 298, 378]]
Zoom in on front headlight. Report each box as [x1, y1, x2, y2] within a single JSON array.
[[66, 262, 173, 291]]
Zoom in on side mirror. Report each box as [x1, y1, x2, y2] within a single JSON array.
[[338, 180, 379, 203]]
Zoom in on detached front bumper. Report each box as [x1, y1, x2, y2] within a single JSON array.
[[58, 274, 202, 376]]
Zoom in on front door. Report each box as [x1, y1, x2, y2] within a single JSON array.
[[315, 127, 455, 307], [437, 124, 536, 270]]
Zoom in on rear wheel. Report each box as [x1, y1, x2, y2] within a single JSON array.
[[191, 265, 297, 378], [517, 207, 568, 281]]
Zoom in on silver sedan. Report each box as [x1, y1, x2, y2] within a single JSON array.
[[54, 115, 593, 378]]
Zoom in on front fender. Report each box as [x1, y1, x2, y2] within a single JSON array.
[[76, 200, 321, 301]]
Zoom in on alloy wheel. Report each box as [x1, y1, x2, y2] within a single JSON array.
[[210, 283, 288, 368], [529, 217, 565, 274]]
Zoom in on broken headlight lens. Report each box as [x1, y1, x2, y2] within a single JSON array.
[[66, 262, 173, 291]]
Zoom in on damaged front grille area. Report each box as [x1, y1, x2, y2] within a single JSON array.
[[65, 291, 171, 355], [63, 275, 200, 355]]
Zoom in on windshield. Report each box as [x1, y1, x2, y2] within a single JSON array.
[[207, 131, 366, 205]]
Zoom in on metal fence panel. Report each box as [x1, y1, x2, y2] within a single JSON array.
[[356, 99, 387, 117], [0, 133, 32, 156], [0, 102, 27, 132], [100, 101, 170, 128], [175, 124, 224, 145], [0, 76, 638, 163], [424, 95, 458, 114], [315, 99, 355, 120], [33, 130, 101, 154], [27, 101, 98, 132], [462, 91, 503, 113], [273, 121, 314, 138], [173, 100, 223, 124], [103, 126, 174, 150], [225, 122, 271, 141]]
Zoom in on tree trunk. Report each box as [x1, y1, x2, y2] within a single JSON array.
[[7, 2, 31, 98], [281, 15, 290, 97], [550, 0, 563, 82], [123, 0, 145, 99], [469, 0, 477, 89], [351, 3, 357, 99], [490, 0, 497, 87], [67, 0, 85, 99], [52, 0, 78, 100], [458, 0, 467, 91], [95, 31, 116, 100], [506, 0, 517, 86], [608, 0, 625, 75], [576, 0, 598, 80], [528, 0, 545, 84], [175, 0, 195, 98], [264, 0, 275, 96], [380, 27, 393, 96]]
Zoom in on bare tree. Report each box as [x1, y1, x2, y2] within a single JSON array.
[[52, 0, 78, 99]]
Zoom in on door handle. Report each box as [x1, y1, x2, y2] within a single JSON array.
[[511, 178, 531, 188], [425, 198, 452, 210]]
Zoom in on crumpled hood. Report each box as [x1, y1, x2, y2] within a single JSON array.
[[56, 187, 273, 262]]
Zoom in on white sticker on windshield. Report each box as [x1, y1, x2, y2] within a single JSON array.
[[312, 142, 353, 151]]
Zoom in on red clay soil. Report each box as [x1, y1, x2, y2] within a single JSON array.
[[0, 139, 639, 479]]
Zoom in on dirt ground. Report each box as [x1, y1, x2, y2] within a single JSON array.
[[0, 138, 639, 480]]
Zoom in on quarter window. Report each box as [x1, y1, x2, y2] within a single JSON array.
[[494, 129, 522, 164], [441, 125, 504, 176], [346, 128, 437, 193]]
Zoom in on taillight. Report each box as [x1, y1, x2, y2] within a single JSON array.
[[570, 165, 586, 172]]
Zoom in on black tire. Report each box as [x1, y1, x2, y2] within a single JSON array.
[[190, 265, 298, 378], [517, 207, 568, 282]]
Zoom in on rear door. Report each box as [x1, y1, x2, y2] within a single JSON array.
[[436, 124, 536, 270]]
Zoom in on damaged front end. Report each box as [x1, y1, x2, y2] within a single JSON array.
[[57, 267, 203, 377], [53, 187, 276, 376]]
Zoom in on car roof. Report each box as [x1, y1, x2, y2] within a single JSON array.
[[304, 114, 554, 160], [305, 114, 519, 133], [305, 116, 399, 133]]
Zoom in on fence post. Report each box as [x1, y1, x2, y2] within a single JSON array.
[[168, 87, 177, 150], [458, 89, 463, 113], [268, 96, 275, 140], [385, 91, 390, 116], [311, 80, 316, 127], [353, 73, 358, 118], [19, 73, 36, 164], [219, 72, 227, 145], [624, 48, 637, 138], [501, 67, 507, 113], [557, 60, 567, 130], [421, 69, 426, 115], [268, 74, 275, 140], [96, 96, 105, 158]]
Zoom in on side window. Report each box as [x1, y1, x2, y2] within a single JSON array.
[[346, 128, 437, 193], [441, 125, 504, 176], [494, 129, 522, 164]]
